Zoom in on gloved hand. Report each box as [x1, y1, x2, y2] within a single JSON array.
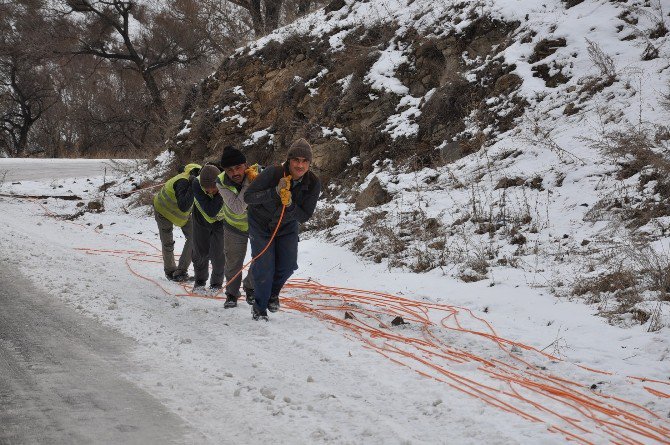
[[279, 189, 292, 206], [275, 176, 292, 206], [245, 166, 259, 182], [275, 176, 290, 194]]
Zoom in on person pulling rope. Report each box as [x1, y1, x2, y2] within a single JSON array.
[[243, 138, 321, 321]]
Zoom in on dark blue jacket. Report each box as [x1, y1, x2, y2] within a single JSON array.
[[192, 177, 224, 227], [243, 163, 321, 236], [174, 177, 195, 212]]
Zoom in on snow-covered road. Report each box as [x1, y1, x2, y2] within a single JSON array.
[[0, 158, 135, 182], [0, 159, 667, 444], [0, 267, 195, 444]]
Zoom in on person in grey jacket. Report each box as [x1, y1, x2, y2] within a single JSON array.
[[215, 146, 257, 308]]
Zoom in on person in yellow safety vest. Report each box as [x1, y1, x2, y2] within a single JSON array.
[[216, 146, 259, 307], [153, 163, 201, 282], [191, 149, 259, 301], [191, 164, 224, 294]]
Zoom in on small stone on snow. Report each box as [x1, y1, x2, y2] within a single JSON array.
[[260, 387, 275, 400]]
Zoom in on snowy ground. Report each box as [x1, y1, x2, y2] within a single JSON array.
[[0, 159, 668, 444]]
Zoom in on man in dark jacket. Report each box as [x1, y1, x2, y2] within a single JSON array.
[[244, 138, 321, 321], [191, 164, 225, 294], [153, 163, 201, 282]]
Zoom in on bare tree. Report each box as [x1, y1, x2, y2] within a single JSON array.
[[226, 0, 314, 36], [57, 55, 162, 155], [166, 0, 252, 57], [0, 0, 59, 156], [1, 0, 322, 158], [0, 58, 56, 156], [58, 0, 216, 122]]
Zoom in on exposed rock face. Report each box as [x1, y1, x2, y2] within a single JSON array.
[[311, 139, 350, 179], [355, 176, 391, 210], [168, 7, 526, 187]]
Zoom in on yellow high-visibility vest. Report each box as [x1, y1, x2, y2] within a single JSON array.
[[153, 163, 201, 227], [193, 164, 258, 231]]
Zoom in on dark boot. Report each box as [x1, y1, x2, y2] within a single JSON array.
[[268, 294, 280, 313], [169, 271, 193, 282], [244, 287, 255, 305], [252, 303, 268, 321], [192, 280, 207, 294], [224, 293, 238, 309]]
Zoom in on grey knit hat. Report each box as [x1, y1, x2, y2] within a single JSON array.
[[199, 164, 220, 189], [286, 138, 313, 162]]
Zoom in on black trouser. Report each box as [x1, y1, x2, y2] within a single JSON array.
[[192, 219, 225, 287]]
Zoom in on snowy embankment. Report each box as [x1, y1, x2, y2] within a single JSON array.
[[173, 0, 670, 328], [271, 0, 670, 325], [0, 159, 668, 444]]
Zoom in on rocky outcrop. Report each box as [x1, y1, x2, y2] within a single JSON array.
[[355, 177, 391, 210], [168, 6, 526, 187]]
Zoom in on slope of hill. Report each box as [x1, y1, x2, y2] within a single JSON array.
[[169, 0, 670, 329]]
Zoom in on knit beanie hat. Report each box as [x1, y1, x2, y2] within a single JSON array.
[[286, 138, 313, 162], [199, 164, 220, 189], [220, 145, 246, 168]]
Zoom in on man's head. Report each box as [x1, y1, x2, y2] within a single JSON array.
[[199, 164, 220, 194], [286, 138, 312, 180], [220, 145, 247, 185]]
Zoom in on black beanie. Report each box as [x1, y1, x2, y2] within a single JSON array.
[[220, 145, 246, 168]]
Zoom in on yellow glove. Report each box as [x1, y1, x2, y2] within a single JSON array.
[[276, 175, 292, 206], [245, 166, 259, 182], [279, 188, 292, 206]]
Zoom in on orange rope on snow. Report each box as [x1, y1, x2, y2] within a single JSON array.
[[629, 376, 670, 386], [124, 253, 172, 295], [644, 387, 670, 399], [278, 281, 670, 444], [119, 233, 162, 252]]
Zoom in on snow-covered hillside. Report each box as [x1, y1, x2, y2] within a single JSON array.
[[174, 0, 670, 329]]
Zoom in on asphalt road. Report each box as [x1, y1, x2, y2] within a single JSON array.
[[0, 254, 192, 444], [0, 159, 138, 182]]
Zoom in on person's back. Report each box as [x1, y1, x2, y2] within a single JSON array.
[[153, 163, 200, 282]]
